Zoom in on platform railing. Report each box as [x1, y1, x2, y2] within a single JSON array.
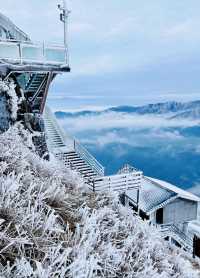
[[0, 40, 67, 65]]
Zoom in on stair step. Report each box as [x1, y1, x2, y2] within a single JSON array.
[[65, 152, 78, 156], [65, 151, 77, 155], [83, 173, 97, 179], [80, 169, 96, 175], [76, 165, 92, 170], [67, 154, 80, 159], [71, 162, 88, 167], [68, 158, 84, 163], [30, 82, 41, 86]]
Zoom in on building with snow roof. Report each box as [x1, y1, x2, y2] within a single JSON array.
[[127, 176, 199, 224], [125, 173, 200, 254]]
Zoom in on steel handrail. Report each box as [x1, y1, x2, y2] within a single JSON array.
[[74, 140, 105, 177], [160, 224, 193, 248], [44, 107, 105, 177]]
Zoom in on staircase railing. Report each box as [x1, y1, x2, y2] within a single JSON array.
[[44, 107, 105, 178], [74, 140, 105, 177], [44, 107, 72, 145], [160, 224, 193, 251]]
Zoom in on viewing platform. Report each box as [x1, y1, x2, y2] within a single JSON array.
[[0, 40, 70, 72], [0, 11, 70, 115]]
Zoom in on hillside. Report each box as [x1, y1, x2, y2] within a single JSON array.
[[55, 100, 200, 120], [0, 124, 199, 277]]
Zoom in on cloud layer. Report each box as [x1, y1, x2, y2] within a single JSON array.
[[58, 112, 199, 133]]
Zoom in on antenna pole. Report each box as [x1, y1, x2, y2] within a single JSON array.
[[58, 0, 70, 65]]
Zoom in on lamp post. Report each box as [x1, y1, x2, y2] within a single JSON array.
[[58, 0, 70, 65]]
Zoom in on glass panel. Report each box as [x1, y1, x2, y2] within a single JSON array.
[[0, 43, 20, 60], [45, 48, 65, 63], [21, 45, 43, 61]]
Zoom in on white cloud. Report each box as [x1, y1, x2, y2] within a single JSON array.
[[150, 129, 183, 140], [163, 17, 200, 41], [188, 183, 200, 197], [79, 128, 184, 148], [70, 22, 94, 34], [58, 112, 199, 133], [71, 54, 117, 76]]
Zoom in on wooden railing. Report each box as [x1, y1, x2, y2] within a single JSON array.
[[88, 171, 142, 193]]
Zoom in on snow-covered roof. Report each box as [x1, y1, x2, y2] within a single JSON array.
[[149, 177, 200, 203], [0, 12, 30, 41], [127, 176, 200, 215]]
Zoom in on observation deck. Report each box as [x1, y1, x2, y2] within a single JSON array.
[[0, 40, 70, 73], [0, 11, 70, 114], [0, 12, 69, 72]]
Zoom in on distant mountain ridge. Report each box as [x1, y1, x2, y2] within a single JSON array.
[[55, 100, 200, 120]]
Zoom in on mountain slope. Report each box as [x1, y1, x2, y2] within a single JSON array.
[[0, 125, 199, 277], [170, 107, 200, 120], [55, 100, 200, 119]]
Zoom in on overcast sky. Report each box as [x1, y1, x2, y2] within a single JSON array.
[[2, 1, 200, 106]]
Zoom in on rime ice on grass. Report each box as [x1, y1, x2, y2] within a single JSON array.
[[0, 79, 18, 121], [0, 125, 199, 277]]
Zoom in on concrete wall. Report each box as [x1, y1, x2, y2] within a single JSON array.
[[163, 198, 197, 224]]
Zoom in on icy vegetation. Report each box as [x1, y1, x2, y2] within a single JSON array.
[[0, 125, 199, 277], [0, 79, 18, 121]]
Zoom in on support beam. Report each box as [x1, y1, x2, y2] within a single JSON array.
[[40, 72, 53, 114]]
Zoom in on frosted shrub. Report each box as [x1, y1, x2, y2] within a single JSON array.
[[0, 124, 199, 277], [0, 79, 18, 121]]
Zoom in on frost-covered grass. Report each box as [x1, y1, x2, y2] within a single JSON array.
[[0, 79, 18, 121], [0, 125, 199, 277]]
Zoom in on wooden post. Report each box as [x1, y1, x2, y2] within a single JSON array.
[[193, 236, 196, 258], [136, 188, 139, 213], [93, 179, 95, 192], [119, 193, 126, 206]]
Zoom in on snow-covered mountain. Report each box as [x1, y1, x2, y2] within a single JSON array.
[[55, 100, 200, 120], [170, 107, 200, 120]]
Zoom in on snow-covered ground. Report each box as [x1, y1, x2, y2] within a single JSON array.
[[0, 125, 199, 277]]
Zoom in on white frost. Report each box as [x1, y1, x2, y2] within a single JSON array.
[[0, 125, 199, 277], [0, 79, 18, 120]]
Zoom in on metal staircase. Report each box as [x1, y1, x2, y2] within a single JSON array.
[[44, 107, 103, 180], [60, 151, 99, 180], [24, 73, 49, 113], [25, 73, 46, 94], [43, 107, 142, 193]]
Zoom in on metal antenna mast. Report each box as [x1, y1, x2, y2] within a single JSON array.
[[58, 0, 70, 65]]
